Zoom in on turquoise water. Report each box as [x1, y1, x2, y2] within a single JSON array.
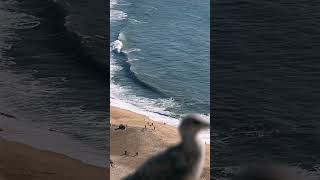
[[110, 0, 210, 139]]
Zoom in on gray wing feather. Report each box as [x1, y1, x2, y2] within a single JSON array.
[[123, 145, 189, 180]]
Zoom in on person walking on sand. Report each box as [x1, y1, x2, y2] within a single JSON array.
[[110, 159, 114, 168], [121, 150, 128, 156], [123, 114, 209, 180]]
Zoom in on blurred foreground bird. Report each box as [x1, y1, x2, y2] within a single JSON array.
[[123, 114, 209, 180]]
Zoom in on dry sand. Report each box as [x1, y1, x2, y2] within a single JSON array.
[[110, 106, 210, 180], [0, 138, 108, 180]]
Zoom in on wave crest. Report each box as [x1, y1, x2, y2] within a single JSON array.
[[111, 40, 123, 53]]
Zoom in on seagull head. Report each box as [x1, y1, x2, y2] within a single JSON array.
[[179, 114, 210, 138]]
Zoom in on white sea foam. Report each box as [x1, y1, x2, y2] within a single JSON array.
[[122, 48, 141, 54], [128, 18, 145, 24], [110, 0, 127, 22], [111, 40, 123, 53], [110, 10, 127, 22], [117, 32, 126, 42]]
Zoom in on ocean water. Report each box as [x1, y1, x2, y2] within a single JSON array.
[[0, 0, 107, 167], [213, 0, 320, 179], [110, 0, 210, 142]]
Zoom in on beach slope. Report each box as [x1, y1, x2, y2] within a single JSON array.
[[0, 138, 108, 180], [110, 106, 210, 180]]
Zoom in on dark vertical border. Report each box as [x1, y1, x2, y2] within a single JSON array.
[[210, 0, 214, 179], [106, 0, 111, 178]]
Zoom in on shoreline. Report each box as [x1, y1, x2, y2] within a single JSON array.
[[0, 115, 106, 168], [110, 100, 210, 144], [110, 106, 210, 180], [0, 137, 108, 180]]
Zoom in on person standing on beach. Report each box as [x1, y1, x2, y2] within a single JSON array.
[[110, 159, 114, 168]]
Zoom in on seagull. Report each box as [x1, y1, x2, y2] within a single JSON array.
[[123, 114, 209, 180]]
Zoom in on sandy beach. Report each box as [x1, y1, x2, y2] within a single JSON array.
[[0, 138, 108, 180], [110, 106, 210, 180]]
